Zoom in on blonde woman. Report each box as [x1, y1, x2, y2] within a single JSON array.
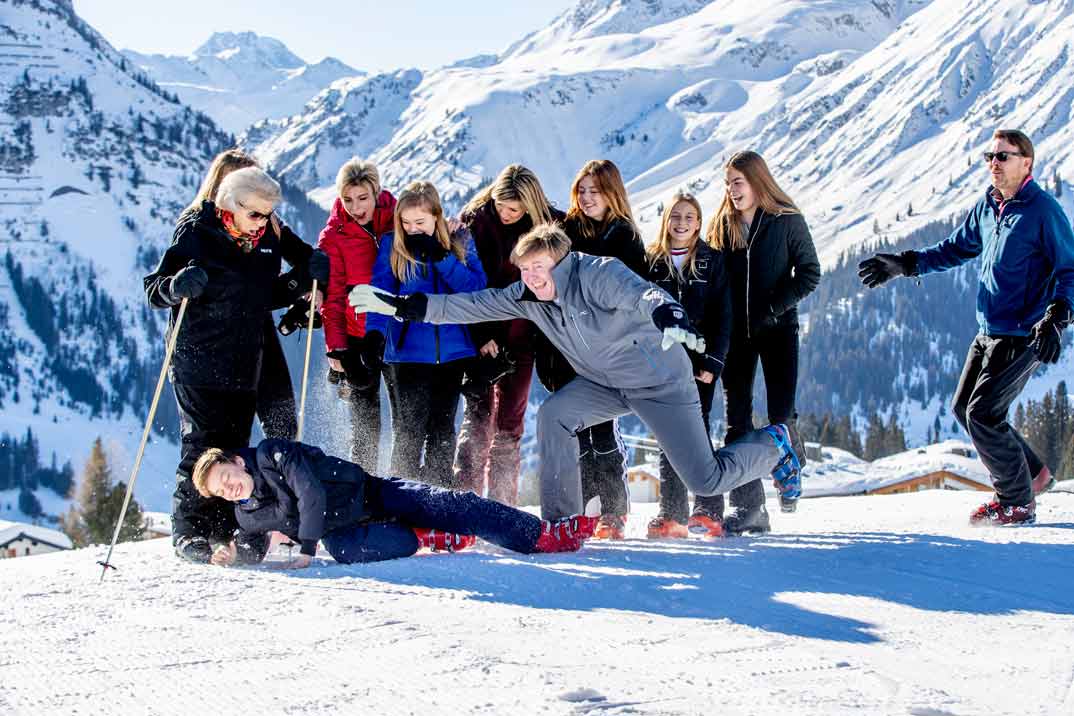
[[454, 164, 564, 504], [691, 150, 820, 537], [644, 191, 731, 538], [548, 159, 646, 539], [317, 158, 397, 471], [366, 181, 486, 487]]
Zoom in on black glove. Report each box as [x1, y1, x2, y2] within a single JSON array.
[[857, 251, 917, 289], [405, 233, 448, 262], [462, 350, 517, 398], [173, 534, 212, 563], [1029, 301, 1073, 364], [307, 249, 330, 285], [168, 261, 208, 301], [360, 331, 386, 373], [277, 296, 322, 335]]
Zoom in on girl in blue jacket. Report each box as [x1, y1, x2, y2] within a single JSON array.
[[366, 181, 486, 487]]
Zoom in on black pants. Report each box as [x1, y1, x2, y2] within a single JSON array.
[[697, 323, 800, 516], [579, 421, 629, 516], [952, 335, 1042, 506], [658, 377, 717, 522], [333, 334, 382, 473], [172, 383, 258, 555], [256, 324, 298, 440], [384, 361, 465, 488]]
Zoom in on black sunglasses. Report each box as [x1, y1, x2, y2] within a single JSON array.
[[237, 200, 274, 222], [982, 151, 1024, 163]]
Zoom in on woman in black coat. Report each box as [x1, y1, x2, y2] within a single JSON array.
[[540, 159, 646, 539], [691, 151, 820, 537], [146, 165, 328, 564], [644, 191, 731, 537]]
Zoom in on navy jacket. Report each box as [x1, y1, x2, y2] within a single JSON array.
[[647, 241, 732, 376], [234, 439, 371, 556], [913, 178, 1074, 335], [366, 228, 487, 364]]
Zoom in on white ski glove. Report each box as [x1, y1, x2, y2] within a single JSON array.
[[348, 284, 428, 321], [652, 304, 705, 353], [660, 326, 705, 353]]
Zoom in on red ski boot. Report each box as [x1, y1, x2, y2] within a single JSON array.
[[968, 499, 1036, 526], [593, 513, 627, 540], [687, 507, 724, 538], [535, 497, 601, 553], [646, 515, 689, 539], [413, 528, 476, 552]]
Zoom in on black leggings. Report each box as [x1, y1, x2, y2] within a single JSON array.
[[697, 323, 800, 515]]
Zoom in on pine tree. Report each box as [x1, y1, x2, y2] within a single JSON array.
[[61, 438, 144, 547]]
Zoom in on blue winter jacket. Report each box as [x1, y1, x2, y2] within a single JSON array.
[[367, 228, 487, 364], [913, 178, 1074, 336]]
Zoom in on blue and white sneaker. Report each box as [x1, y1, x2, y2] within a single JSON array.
[[763, 423, 801, 512]]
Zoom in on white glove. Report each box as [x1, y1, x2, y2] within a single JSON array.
[[348, 284, 399, 316], [661, 326, 705, 353]]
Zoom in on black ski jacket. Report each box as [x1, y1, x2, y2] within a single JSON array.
[[144, 202, 315, 389], [234, 439, 371, 557], [728, 209, 821, 338], [536, 215, 648, 390], [647, 241, 732, 376]]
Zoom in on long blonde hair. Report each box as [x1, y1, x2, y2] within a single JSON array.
[[185, 148, 258, 215], [462, 164, 554, 225], [648, 191, 704, 278], [706, 151, 799, 251], [566, 159, 636, 239], [391, 181, 466, 282]]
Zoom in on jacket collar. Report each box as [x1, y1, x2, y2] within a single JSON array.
[[987, 175, 1038, 210]]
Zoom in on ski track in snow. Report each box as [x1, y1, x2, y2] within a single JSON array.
[[2, 492, 1073, 715]]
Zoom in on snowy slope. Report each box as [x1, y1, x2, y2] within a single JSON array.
[[125, 32, 361, 134], [3, 492, 1073, 715], [246, 0, 1074, 264], [0, 1, 238, 516]]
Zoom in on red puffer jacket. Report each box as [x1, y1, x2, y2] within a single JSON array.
[[317, 191, 396, 350]]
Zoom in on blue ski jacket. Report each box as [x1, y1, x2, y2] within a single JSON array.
[[913, 178, 1074, 336]]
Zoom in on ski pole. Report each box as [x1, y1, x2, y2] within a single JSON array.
[[295, 279, 318, 442], [98, 298, 189, 582]]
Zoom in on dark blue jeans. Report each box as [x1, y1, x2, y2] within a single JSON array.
[[321, 476, 544, 564]]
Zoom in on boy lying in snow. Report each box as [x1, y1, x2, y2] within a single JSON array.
[[191, 438, 600, 569]]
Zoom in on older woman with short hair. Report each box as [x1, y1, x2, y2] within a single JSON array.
[[145, 165, 329, 565]]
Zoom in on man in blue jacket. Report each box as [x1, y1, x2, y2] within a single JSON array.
[[859, 129, 1074, 526]]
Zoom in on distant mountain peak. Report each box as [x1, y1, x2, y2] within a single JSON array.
[[193, 31, 305, 68]]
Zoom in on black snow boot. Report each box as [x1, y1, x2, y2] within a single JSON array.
[[722, 503, 771, 536]]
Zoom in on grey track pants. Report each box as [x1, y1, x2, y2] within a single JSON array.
[[536, 376, 781, 519]]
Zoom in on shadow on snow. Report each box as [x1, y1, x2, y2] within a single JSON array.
[[279, 527, 1074, 645]]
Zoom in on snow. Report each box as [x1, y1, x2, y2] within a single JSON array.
[[0, 519, 72, 549], [124, 32, 361, 133], [2, 491, 1073, 715], [805, 439, 993, 497]]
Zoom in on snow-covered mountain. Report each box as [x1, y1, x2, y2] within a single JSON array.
[[246, 0, 1074, 445], [0, 1, 328, 521], [124, 31, 361, 134], [246, 0, 1073, 262]]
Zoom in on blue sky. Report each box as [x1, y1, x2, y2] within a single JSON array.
[[74, 1, 576, 72]]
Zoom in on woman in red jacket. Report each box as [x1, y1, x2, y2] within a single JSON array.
[[318, 158, 397, 472]]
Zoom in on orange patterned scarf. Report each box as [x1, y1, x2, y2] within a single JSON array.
[[218, 209, 266, 253]]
